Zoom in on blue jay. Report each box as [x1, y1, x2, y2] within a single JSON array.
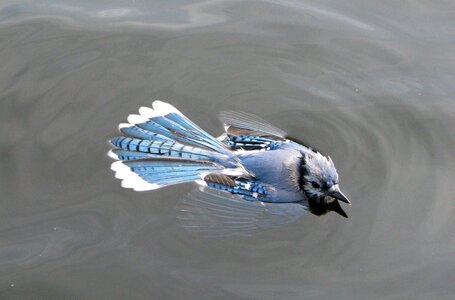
[[109, 101, 351, 218]]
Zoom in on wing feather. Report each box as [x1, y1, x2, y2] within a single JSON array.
[[219, 111, 287, 139]]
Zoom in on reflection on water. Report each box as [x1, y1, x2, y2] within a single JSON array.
[[1, 0, 455, 299], [178, 187, 309, 237], [0, 0, 228, 29]]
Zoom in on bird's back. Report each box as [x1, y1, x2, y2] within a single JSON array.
[[237, 147, 306, 203]]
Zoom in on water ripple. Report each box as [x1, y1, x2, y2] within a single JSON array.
[[0, 1, 229, 29]]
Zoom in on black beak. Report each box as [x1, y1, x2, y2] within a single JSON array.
[[328, 189, 351, 205], [328, 199, 348, 218]]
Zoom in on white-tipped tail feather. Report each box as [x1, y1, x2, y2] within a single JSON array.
[[138, 100, 182, 119], [111, 161, 160, 191], [127, 114, 149, 126], [107, 149, 119, 160], [118, 123, 132, 130], [152, 100, 182, 115], [138, 106, 159, 119]]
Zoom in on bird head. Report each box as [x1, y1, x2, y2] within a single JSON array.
[[300, 151, 350, 217]]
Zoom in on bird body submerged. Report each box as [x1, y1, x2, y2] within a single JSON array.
[[109, 101, 350, 217]]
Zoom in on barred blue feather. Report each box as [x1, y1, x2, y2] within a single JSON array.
[[110, 136, 226, 162]]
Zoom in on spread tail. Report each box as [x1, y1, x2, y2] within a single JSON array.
[[109, 101, 245, 191]]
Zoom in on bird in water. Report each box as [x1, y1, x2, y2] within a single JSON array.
[[109, 101, 351, 218]]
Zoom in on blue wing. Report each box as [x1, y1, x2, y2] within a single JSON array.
[[202, 173, 271, 201], [218, 110, 289, 151], [219, 110, 287, 138]]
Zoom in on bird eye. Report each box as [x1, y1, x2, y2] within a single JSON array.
[[311, 182, 320, 188]]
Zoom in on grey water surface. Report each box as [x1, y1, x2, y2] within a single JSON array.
[[1, 0, 455, 299]]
